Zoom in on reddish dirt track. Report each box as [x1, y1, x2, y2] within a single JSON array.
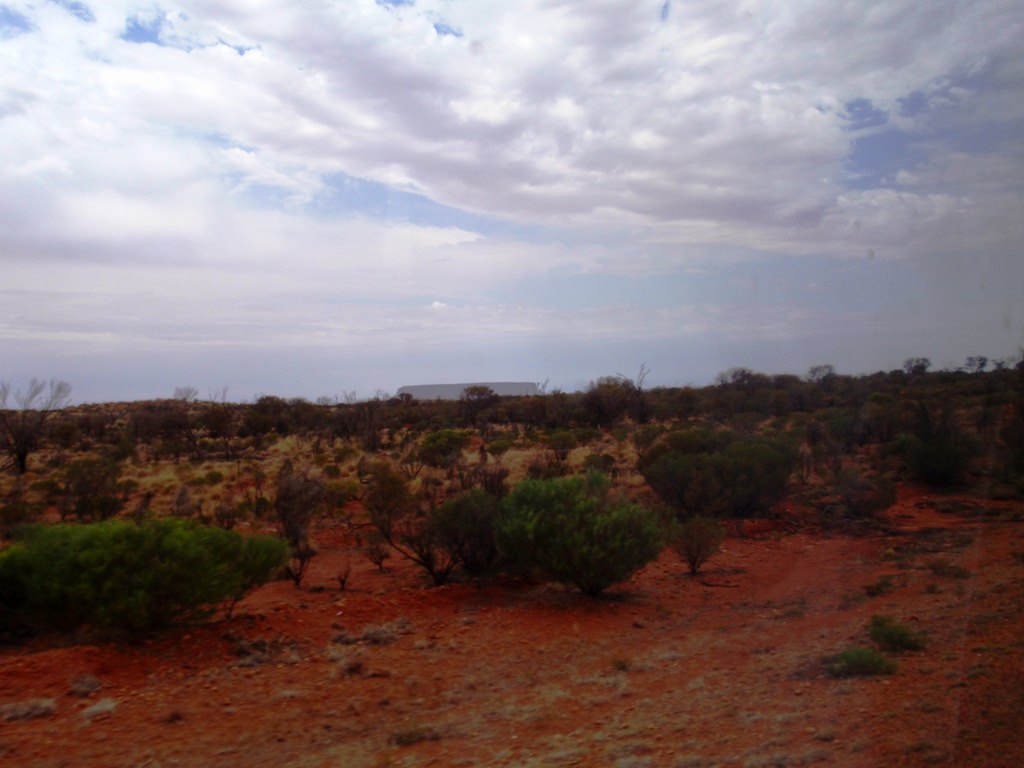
[[2, 487, 1022, 767]]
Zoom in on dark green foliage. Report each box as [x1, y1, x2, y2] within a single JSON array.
[[868, 615, 925, 652], [1, 480, 36, 535], [62, 457, 125, 521], [432, 489, 502, 577], [274, 461, 324, 586], [925, 558, 971, 579], [903, 434, 978, 486], [674, 516, 725, 575], [640, 434, 795, 519], [824, 467, 896, 527], [498, 472, 663, 596], [863, 575, 896, 596], [581, 376, 634, 427], [899, 402, 979, 486], [825, 646, 897, 677], [418, 429, 469, 470], [0, 520, 286, 636], [364, 461, 460, 586]]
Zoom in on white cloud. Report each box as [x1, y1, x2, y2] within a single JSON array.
[[1, 0, 1022, 398]]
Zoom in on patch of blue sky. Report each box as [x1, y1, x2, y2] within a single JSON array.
[[660, 1, 671, 22], [122, 13, 164, 44], [0, 5, 34, 36], [218, 38, 256, 56], [843, 128, 922, 188], [51, 0, 94, 23], [376, 0, 414, 7], [498, 251, 922, 321], [843, 98, 888, 131], [433, 22, 461, 38], [310, 172, 552, 242]]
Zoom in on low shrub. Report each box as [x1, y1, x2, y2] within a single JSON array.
[[926, 558, 971, 579], [868, 615, 925, 652], [0, 520, 286, 636], [640, 434, 795, 519], [825, 646, 897, 677], [432, 489, 502, 577], [498, 472, 664, 596], [863, 574, 896, 597], [674, 516, 725, 575]]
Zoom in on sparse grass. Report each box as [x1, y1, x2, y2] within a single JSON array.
[[825, 646, 897, 677], [863, 574, 896, 597], [390, 726, 442, 747], [926, 558, 971, 579], [868, 615, 925, 652], [611, 657, 631, 672], [840, 590, 868, 609]]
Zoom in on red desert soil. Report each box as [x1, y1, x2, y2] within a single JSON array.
[[2, 487, 1022, 768]]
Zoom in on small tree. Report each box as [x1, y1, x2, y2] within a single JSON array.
[[62, 457, 125, 522], [433, 489, 502, 577], [418, 429, 469, 473], [363, 461, 462, 586], [0, 379, 72, 474], [274, 460, 324, 586], [674, 516, 725, 575]]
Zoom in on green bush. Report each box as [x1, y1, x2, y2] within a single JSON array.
[[825, 646, 897, 677], [868, 615, 925, 652], [904, 434, 978, 486], [640, 435, 795, 519], [418, 430, 469, 470], [62, 457, 125, 521], [432, 489, 502, 577], [0, 520, 286, 636], [498, 472, 663, 596], [674, 516, 725, 575]]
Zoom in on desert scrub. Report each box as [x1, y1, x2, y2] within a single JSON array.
[[498, 471, 663, 596], [825, 646, 897, 677], [0, 519, 286, 636], [868, 615, 925, 652], [863, 574, 896, 597], [926, 558, 971, 579], [673, 515, 725, 575]]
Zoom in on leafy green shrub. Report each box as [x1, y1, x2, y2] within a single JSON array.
[[674, 516, 725, 575], [868, 615, 925, 652], [825, 646, 897, 677], [432, 489, 502, 577], [0, 520, 286, 636], [418, 430, 469, 470], [640, 434, 795, 519], [903, 435, 978, 486], [498, 472, 663, 596]]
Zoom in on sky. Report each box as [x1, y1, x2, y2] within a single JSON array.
[[1, 0, 1022, 403]]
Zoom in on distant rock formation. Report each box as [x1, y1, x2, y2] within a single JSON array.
[[396, 382, 541, 400]]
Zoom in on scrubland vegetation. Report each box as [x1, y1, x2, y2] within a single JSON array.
[[1, 355, 1022, 638], [1, 356, 1023, 766]]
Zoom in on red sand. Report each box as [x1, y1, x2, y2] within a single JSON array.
[[2, 486, 1022, 767]]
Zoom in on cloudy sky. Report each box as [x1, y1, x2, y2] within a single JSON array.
[[2, 0, 1022, 403]]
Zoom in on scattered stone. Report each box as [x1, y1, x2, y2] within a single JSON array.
[[1, 699, 57, 722], [68, 674, 102, 698], [82, 698, 118, 721]]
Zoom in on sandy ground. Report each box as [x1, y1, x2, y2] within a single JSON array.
[[2, 486, 1022, 768]]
